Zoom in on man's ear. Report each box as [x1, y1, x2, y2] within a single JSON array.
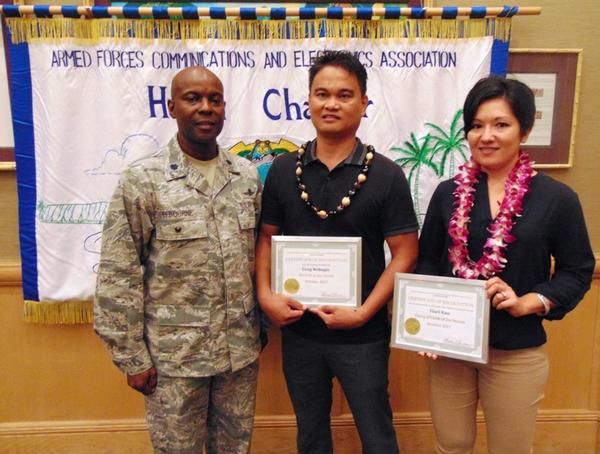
[[167, 99, 175, 118]]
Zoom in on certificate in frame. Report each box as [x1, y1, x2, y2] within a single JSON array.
[[271, 236, 361, 308], [391, 273, 489, 363]]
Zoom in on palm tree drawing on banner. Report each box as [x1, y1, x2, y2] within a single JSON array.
[[427, 109, 469, 178], [390, 132, 437, 227]]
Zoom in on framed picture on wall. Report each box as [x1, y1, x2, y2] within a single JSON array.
[[507, 49, 582, 168]]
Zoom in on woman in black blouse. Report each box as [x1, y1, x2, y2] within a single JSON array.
[[417, 76, 594, 453]]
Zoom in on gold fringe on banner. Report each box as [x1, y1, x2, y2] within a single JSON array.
[[5, 17, 512, 44], [24, 300, 93, 324]]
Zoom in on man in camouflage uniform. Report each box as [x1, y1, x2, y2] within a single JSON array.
[[94, 66, 261, 453]]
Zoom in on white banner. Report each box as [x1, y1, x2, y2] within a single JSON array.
[[0, 24, 13, 147], [24, 36, 491, 302]]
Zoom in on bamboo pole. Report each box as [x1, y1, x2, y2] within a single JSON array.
[[0, 5, 541, 19]]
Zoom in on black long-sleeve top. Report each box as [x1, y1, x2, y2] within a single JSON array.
[[416, 172, 595, 350]]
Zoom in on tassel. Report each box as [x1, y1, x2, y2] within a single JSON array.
[[24, 300, 93, 324], [6, 17, 513, 44]]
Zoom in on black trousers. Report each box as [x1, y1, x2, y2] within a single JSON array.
[[282, 329, 399, 454]]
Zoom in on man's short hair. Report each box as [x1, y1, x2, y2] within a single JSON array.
[[309, 50, 368, 95]]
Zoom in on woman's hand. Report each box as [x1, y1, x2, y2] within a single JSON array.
[[485, 277, 543, 317], [417, 351, 439, 360], [486, 277, 523, 316]]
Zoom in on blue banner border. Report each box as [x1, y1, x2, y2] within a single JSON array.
[[6, 24, 38, 301]]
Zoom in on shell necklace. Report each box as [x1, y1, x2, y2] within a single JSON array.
[[295, 142, 374, 219]]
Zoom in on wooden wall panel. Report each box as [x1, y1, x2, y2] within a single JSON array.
[[542, 282, 598, 409], [1, 263, 599, 452], [0, 415, 597, 453], [0, 265, 145, 423], [0, 172, 19, 261]]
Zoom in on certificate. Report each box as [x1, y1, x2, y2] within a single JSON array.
[[391, 273, 489, 363], [271, 236, 361, 308]]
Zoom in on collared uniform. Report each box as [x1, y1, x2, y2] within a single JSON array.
[[94, 136, 261, 453]]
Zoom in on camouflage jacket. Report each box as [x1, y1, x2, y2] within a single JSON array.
[[94, 136, 261, 377]]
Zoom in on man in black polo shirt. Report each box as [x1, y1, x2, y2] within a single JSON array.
[[256, 51, 418, 454]]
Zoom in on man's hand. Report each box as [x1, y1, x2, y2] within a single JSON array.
[[308, 306, 366, 330], [127, 366, 158, 395], [256, 223, 305, 327], [259, 292, 306, 327]]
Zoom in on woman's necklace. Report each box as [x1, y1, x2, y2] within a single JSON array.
[[295, 142, 374, 219], [448, 152, 534, 279]]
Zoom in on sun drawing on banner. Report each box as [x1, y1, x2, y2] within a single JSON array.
[[389, 109, 469, 227], [228, 138, 299, 183]]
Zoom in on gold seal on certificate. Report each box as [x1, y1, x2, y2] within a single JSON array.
[[272, 236, 362, 308], [391, 273, 490, 364], [284, 278, 300, 294], [404, 317, 421, 335]]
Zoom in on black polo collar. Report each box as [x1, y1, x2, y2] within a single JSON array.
[[302, 138, 368, 167]]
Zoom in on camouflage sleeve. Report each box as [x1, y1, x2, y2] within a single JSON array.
[[94, 169, 154, 375]]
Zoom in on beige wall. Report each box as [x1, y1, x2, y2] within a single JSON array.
[[1, 1, 600, 452]]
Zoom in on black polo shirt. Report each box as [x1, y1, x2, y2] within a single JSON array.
[[261, 139, 418, 344]]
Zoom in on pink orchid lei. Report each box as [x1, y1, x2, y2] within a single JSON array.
[[448, 152, 534, 279]]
